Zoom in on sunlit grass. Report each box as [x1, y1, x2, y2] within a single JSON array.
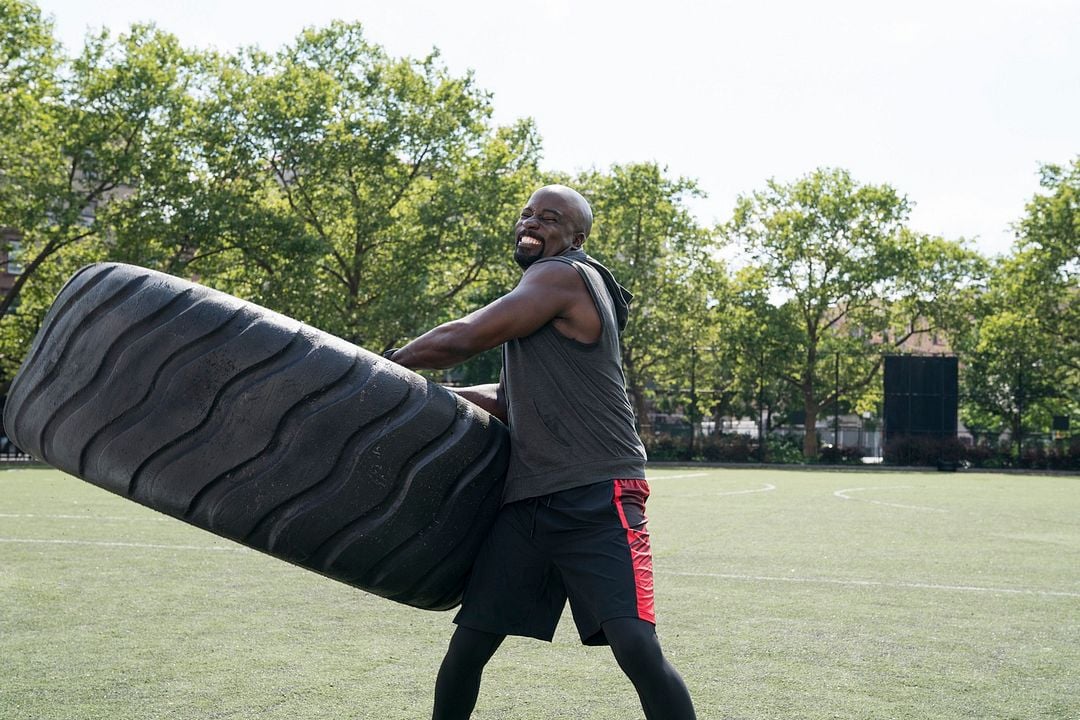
[[1, 466, 1077, 719]]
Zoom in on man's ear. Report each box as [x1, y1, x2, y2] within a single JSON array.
[[574, 232, 586, 248]]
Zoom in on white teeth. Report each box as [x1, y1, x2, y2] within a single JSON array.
[[518, 237, 541, 248]]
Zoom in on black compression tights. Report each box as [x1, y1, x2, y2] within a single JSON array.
[[432, 626, 505, 720], [603, 617, 697, 720], [431, 620, 696, 720]]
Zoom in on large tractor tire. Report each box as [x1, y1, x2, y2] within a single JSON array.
[[3, 263, 509, 611]]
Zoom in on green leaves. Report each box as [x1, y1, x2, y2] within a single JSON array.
[[228, 22, 519, 346], [724, 167, 981, 457], [1, 1, 1073, 453], [958, 158, 1080, 440], [0, 0, 58, 95], [0, 12, 201, 377], [575, 163, 718, 429], [0, 10, 540, 380]]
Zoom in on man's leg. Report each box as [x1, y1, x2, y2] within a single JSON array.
[[432, 625, 506, 720], [603, 617, 696, 720]]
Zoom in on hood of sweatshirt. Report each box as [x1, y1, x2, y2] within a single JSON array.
[[561, 248, 633, 333]]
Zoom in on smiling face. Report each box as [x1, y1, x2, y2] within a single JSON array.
[[513, 185, 592, 270]]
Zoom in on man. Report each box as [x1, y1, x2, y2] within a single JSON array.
[[385, 185, 696, 720]]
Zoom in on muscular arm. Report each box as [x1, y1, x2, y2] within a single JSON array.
[[450, 381, 506, 424], [390, 261, 594, 371]]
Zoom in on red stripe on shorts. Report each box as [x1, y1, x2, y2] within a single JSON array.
[[612, 479, 656, 624]]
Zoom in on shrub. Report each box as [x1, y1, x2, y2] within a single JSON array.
[[818, 444, 866, 464], [884, 435, 966, 466], [961, 442, 1006, 469], [958, 438, 1079, 470], [765, 434, 805, 464], [1019, 444, 1046, 469], [643, 432, 691, 461], [1018, 438, 1080, 471], [699, 434, 755, 463]]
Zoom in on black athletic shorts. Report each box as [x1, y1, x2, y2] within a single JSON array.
[[453, 478, 655, 647]]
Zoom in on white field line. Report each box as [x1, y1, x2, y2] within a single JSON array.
[[663, 570, 1080, 599], [651, 472, 713, 480], [665, 487, 777, 498], [717, 483, 776, 497], [649, 470, 777, 497], [0, 512, 170, 522], [833, 486, 948, 513], [5, 538, 1076, 599], [0, 537, 248, 552]]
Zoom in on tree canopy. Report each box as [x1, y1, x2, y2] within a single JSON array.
[[958, 159, 1079, 445], [724, 168, 985, 457], [0, 7, 543, 379], [1, 0, 1075, 461]]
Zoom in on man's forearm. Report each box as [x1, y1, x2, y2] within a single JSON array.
[[450, 383, 507, 424], [382, 330, 507, 422], [389, 321, 481, 370]]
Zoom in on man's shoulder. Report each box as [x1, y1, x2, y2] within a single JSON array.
[[517, 259, 599, 308], [519, 256, 586, 286], [531, 253, 581, 269]]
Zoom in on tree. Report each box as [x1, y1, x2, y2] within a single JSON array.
[[0, 0, 60, 197], [0, 13, 544, 382], [403, 121, 543, 337], [1012, 159, 1079, 380], [958, 158, 1079, 446], [103, 46, 319, 307], [233, 22, 540, 351], [575, 163, 717, 436], [411, 121, 544, 384], [0, 0, 63, 301], [724, 168, 983, 458], [0, 0, 61, 203], [0, 17, 199, 379], [716, 266, 804, 445]]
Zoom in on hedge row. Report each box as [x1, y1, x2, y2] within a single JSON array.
[[643, 432, 1080, 470]]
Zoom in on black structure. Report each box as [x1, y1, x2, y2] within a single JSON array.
[[883, 355, 959, 442]]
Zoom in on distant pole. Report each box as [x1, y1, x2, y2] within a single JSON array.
[[1016, 369, 1024, 457], [688, 344, 697, 458], [834, 352, 841, 448], [758, 350, 766, 462]]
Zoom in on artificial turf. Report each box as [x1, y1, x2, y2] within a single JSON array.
[[1, 466, 1077, 719]]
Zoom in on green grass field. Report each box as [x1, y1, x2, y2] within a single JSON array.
[[1, 466, 1077, 720]]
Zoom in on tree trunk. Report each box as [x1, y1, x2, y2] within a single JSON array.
[[802, 395, 820, 459], [0, 238, 65, 320]]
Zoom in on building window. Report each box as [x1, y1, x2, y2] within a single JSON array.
[[3, 239, 22, 275]]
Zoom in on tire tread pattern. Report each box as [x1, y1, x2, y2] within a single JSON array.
[[3, 263, 508, 610]]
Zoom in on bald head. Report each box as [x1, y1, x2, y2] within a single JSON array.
[[514, 184, 595, 270], [529, 184, 593, 240]]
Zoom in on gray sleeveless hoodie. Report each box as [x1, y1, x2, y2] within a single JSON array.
[[501, 248, 647, 504]]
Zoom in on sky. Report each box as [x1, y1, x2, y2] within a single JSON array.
[[33, 0, 1080, 258]]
